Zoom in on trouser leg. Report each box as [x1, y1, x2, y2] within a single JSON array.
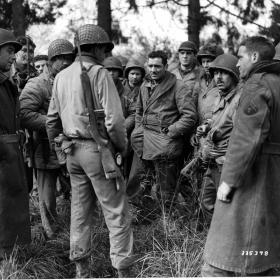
[[68, 140, 134, 270], [67, 153, 97, 261], [200, 163, 221, 221], [37, 168, 59, 237], [154, 159, 180, 211], [126, 153, 146, 198]]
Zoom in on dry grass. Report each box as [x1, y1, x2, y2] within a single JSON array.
[[0, 184, 207, 278]]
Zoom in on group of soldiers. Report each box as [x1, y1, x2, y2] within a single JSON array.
[[0, 22, 280, 278]]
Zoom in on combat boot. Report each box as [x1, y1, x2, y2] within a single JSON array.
[[75, 258, 90, 278]]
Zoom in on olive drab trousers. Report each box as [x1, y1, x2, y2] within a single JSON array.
[[66, 139, 134, 269]]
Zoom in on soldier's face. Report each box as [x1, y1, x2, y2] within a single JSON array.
[[237, 46, 255, 79], [179, 50, 195, 68], [50, 54, 73, 77], [0, 44, 16, 72], [107, 68, 121, 83], [147, 57, 166, 81], [94, 46, 107, 62], [34, 59, 47, 74], [214, 70, 235, 94], [128, 68, 143, 87], [16, 44, 34, 65], [201, 57, 213, 73]]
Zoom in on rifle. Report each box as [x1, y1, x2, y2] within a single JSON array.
[[76, 36, 123, 183]]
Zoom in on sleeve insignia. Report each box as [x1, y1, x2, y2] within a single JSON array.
[[244, 103, 258, 115]]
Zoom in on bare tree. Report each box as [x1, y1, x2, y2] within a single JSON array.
[[187, 0, 200, 47], [12, 0, 25, 36], [97, 0, 112, 39]]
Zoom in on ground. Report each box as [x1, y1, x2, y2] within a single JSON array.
[[0, 187, 207, 278]]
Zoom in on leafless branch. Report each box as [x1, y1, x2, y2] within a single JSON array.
[[205, 0, 268, 30]]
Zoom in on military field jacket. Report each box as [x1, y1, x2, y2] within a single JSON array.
[[171, 64, 200, 92], [46, 55, 127, 155], [131, 71, 196, 160], [123, 79, 142, 136], [203, 86, 241, 160], [20, 66, 59, 169]]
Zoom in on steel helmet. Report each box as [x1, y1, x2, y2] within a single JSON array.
[[48, 39, 74, 61], [103, 56, 123, 75], [0, 28, 22, 52], [197, 43, 224, 63], [209, 54, 239, 82], [124, 59, 145, 78], [75, 24, 114, 52]]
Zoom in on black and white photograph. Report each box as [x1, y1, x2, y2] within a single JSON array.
[[0, 0, 280, 278]]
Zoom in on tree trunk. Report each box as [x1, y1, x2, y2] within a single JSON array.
[[188, 0, 200, 48], [97, 0, 112, 39], [12, 0, 25, 36]]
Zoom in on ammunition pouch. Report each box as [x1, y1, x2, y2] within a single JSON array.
[[54, 134, 75, 165]]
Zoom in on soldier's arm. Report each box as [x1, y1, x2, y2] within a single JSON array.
[[168, 82, 197, 138], [19, 78, 46, 131], [46, 82, 63, 150], [97, 69, 127, 154], [220, 81, 271, 188]]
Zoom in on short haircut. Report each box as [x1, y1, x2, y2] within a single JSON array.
[[240, 36, 275, 60], [34, 55, 48, 62], [16, 35, 36, 49], [148, 50, 168, 66]]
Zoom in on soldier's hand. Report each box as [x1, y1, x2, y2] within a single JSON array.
[[217, 181, 232, 203], [196, 124, 208, 138], [190, 134, 199, 146]]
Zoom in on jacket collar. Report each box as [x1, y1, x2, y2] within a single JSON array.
[[143, 71, 177, 111], [247, 60, 280, 79], [143, 71, 176, 92], [213, 87, 237, 113]]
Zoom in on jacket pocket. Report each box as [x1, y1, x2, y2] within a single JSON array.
[[143, 129, 183, 160]]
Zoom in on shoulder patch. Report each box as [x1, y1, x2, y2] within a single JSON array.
[[244, 102, 258, 115]]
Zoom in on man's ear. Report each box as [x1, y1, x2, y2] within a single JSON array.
[[251, 51, 260, 63]]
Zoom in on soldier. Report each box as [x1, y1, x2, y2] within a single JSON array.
[[128, 50, 196, 214], [10, 35, 37, 194], [170, 40, 200, 91], [20, 39, 74, 239], [11, 35, 37, 92], [195, 54, 240, 218], [194, 43, 224, 124], [103, 56, 129, 113], [202, 36, 280, 276], [46, 24, 134, 278], [0, 28, 31, 259], [34, 54, 48, 75], [122, 59, 145, 179]]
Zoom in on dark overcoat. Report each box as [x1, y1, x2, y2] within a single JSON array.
[[131, 71, 196, 160], [0, 72, 30, 255], [204, 61, 280, 273]]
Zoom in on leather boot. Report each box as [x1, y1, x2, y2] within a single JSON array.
[[75, 258, 90, 278]]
